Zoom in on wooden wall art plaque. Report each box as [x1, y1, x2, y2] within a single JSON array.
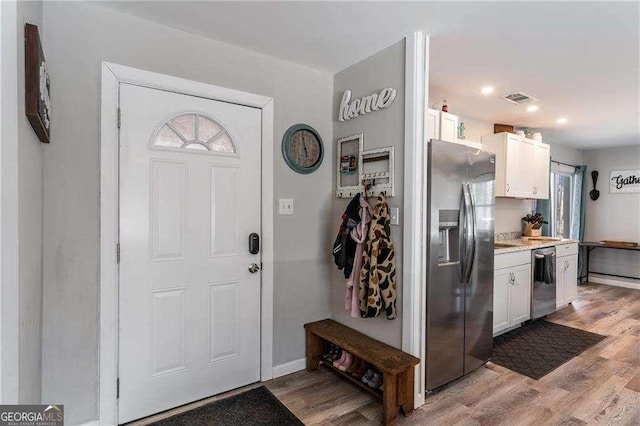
[[25, 23, 51, 143]]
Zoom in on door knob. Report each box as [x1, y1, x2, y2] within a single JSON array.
[[248, 263, 260, 273]]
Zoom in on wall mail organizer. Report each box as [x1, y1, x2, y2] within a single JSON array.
[[336, 134, 363, 198], [336, 143, 394, 198]]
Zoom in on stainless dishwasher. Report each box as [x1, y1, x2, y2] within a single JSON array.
[[531, 247, 556, 319]]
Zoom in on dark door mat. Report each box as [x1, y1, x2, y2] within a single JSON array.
[[492, 320, 606, 380], [149, 386, 303, 426]]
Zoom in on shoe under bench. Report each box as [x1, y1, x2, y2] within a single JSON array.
[[304, 319, 420, 425]]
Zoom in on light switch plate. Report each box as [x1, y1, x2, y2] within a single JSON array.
[[390, 207, 399, 225], [278, 198, 294, 215]]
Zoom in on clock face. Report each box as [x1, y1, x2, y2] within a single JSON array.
[[289, 130, 321, 168]]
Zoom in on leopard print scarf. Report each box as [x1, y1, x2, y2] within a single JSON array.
[[358, 194, 397, 319]]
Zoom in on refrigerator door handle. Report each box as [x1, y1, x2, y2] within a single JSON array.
[[460, 183, 475, 284], [461, 183, 476, 284], [459, 185, 468, 281], [465, 183, 477, 284]]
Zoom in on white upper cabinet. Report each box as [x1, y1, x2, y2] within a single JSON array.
[[533, 143, 550, 198], [427, 108, 457, 143], [427, 109, 482, 149], [481, 132, 550, 199], [439, 111, 459, 143], [426, 108, 440, 142]]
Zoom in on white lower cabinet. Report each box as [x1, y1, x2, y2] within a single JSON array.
[[557, 254, 578, 308], [509, 264, 533, 324], [493, 252, 532, 335]]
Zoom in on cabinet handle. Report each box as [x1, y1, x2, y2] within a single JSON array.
[[506, 184, 510, 193]]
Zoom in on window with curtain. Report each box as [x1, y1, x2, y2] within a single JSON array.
[[549, 167, 577, 239], [538, 162, 587, 279]]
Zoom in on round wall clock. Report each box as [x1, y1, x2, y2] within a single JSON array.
[[282, 124, 324, 174]]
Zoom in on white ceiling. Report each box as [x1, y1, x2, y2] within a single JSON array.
[[96, 1, 639, 150]]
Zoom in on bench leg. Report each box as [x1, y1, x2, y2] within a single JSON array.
[[382, 371, 398, 425], [398, 366, 415, 415], [305, 330, 323, 371]]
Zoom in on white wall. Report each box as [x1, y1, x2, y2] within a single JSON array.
[[42, 2, 333, 423], [549, 142, 584, 166], [456, 114, 493, 143], [495, 198, 534, 235], [331, 40, 405, 348], [0, 0, 20, 404], [584, 145, 640, 282], [16, 0, 44, 404]]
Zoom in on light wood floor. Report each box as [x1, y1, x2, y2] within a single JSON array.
[[267, 282, 640, 425], [132, 282, 640, 425]]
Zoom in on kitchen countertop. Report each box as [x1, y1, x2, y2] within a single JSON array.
[[494, 238, 579, 255]]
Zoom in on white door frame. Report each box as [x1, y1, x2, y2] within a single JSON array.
[[402, 31, 429, 409], [99, 62, 274, 425]]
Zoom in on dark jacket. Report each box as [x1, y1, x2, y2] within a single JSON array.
[[333, 194, 361, 278]]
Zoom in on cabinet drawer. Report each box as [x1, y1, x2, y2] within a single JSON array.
[[557, 243, 578, 257], [495, 250, 531, 270]]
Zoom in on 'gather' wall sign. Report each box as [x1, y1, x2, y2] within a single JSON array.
[[610, 169, 640, 194], [338, 88, 397, 122]]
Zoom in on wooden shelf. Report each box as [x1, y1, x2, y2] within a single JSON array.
[[305, 319, 419, 425], [319, 360, 382, 399], [305, 319, 419, 374]]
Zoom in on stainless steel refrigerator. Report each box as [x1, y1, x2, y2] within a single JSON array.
[[426, 140, 495, 390]]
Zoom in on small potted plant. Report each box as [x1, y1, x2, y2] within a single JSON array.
[[522, 213, 548, 237]]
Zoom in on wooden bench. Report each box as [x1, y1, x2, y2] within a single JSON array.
[[304, 319, 420, 425]]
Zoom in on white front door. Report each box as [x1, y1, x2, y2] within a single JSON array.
[[118, 83, 262, 423]]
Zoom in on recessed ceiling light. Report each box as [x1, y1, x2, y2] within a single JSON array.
[[480, 86, 494, 95], [556, 117, 568, 124], [527, 105, 539, 112]]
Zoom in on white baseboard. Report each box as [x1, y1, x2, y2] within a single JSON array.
[[589, 274, 640, 290], [78, 420, 100, 426], [272, 358, 306, 379]]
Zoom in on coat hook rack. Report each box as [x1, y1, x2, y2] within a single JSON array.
[[359, 146, 395, 198]]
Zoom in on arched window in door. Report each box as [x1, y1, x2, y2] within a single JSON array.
[[151, 112, 236, 153]]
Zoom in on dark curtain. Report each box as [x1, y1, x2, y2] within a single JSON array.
[[572, 166, 587, 281]]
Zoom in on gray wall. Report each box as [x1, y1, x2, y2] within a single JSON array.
[[584, 145, 640, 282], [41, 2, 333, 423], [1, 0, 21, 403], [330, 40, 405, 348], [16, 0, 44, 404]]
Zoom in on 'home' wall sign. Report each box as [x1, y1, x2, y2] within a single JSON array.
[[338, 88, 397, 122]]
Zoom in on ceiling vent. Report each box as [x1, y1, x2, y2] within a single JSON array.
[[502, 91, 538, 105]]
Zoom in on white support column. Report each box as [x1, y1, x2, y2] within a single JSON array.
[[402, 31, 429, 409]]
